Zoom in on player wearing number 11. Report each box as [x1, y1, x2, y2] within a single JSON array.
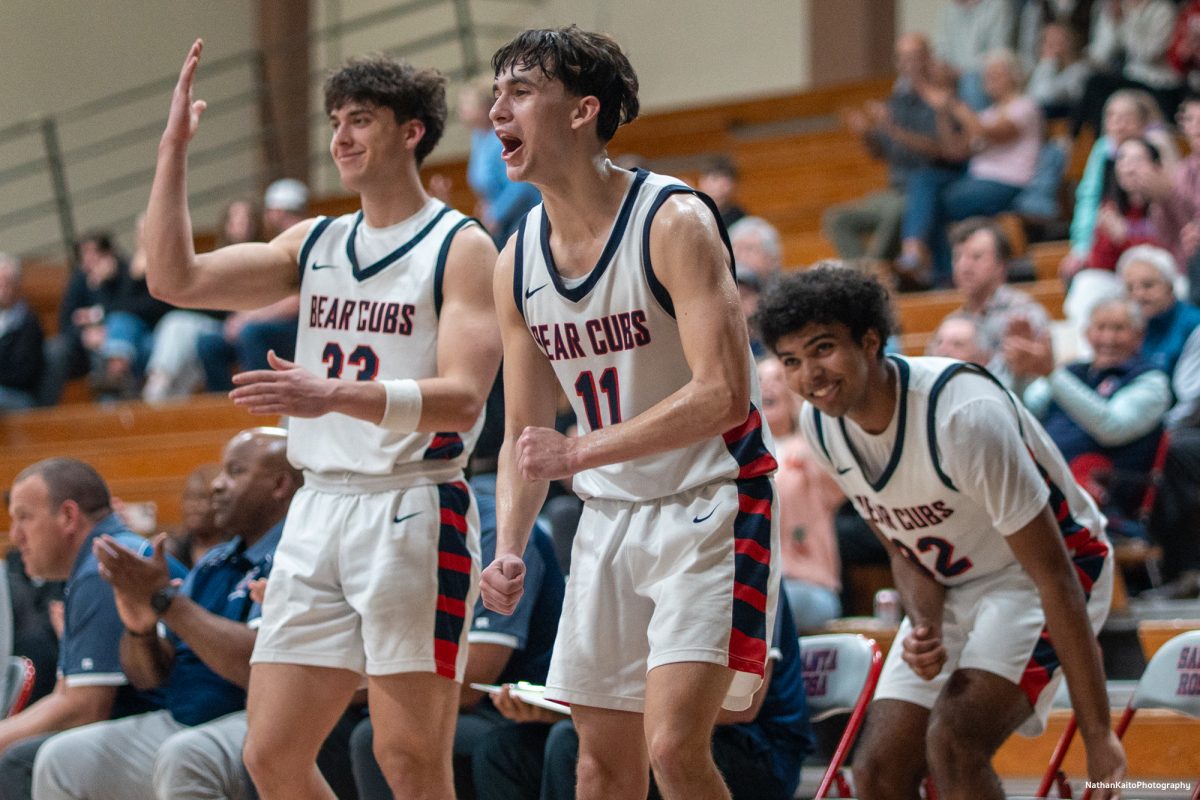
[[143, 40, 500, 799], [481, 26, 780, 800]]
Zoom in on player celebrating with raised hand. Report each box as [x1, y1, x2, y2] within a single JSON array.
[[143, 40, 500, 800], [756, 264, 1124, 800], [480, 26, 780, 800]]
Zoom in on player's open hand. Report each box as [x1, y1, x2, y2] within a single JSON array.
[[163, 39, 208, 148], [480, 553, 525, 615], [1084, 729, 1126, 800], [901, 624, 947, 681], [516, 426, 578, 481], [230, 350, 336, 418]]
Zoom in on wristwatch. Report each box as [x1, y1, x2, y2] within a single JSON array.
[[149, 584, 179, 616]]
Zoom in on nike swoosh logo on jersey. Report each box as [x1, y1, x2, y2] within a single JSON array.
[[524, 283, 548, 299], [836, 466, 853, 475], [693, 507, 718, 524], [393, 511, 422, 524], [312, 263, 338, 271]]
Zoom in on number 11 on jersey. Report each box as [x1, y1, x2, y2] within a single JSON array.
[[575, 367, 622, 429]]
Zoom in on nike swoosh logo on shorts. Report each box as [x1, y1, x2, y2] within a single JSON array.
[[393, 511, 422, 524], [836, 466, 853, 474], [312, 263, 338, 271], [524, 283, 548, 299], [692, 507, 718, 524]]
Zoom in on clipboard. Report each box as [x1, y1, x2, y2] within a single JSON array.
[[470, 682, 572, 715]]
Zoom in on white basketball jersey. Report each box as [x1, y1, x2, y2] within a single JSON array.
[[801, 356, 1109, 587], [513, 169, 777, 502], [289, 201, 484, 477]]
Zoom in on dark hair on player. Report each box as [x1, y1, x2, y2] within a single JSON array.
[[491, 25, 640, 142], [756, 263, 895, 358], [324, 55, 448, 166]]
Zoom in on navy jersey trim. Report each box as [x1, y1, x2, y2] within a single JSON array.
[[926, 360, 1023, 491], [433, 217, 482, 318], [512, 214, 528, 321], [541, 169, 649, 303], [838, 355, 911, 492], [297, 216, 335, 286], [812, 412, 834, 466], [346, 204, 452, 282], [640, 185, 735, 319]]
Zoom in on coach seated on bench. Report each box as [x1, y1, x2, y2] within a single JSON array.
[[0, 459, 185, 800], [32, 428, 299, 800]]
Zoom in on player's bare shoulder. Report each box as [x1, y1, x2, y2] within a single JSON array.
[[646, 192, 730, 284], [442, 219, 500, 285]]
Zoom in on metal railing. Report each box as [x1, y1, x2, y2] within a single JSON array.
[[0, 0, 539, 265]]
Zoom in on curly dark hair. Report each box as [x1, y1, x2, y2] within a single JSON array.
[[756, 264, 895, 358], [324, 55, 448, 166], [491, 25, 639, 142]]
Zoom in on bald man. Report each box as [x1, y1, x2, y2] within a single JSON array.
[[33, 429, 301, 800]]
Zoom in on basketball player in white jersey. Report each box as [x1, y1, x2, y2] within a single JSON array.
[[479, 27, 780, 800], [143, 41, 500, 800], [756, 265, 1125, 799]]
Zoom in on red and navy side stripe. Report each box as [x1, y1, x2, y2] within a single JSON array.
[[1018, 459, 1110, 704], [722, 405, 778, 480], [729, 475, 773, 676], [423, 432, 464, 461], [433, 481, 473, 678]]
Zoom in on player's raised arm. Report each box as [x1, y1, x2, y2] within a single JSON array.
[[144, 39, 302, 311], [482, 241, 560, 614], [533, 193, 750, 479]]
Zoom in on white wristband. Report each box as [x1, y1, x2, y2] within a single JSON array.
[[380, 379, 423, 432]]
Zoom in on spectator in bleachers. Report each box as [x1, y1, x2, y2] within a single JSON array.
[[1073, 0, 1183, 138], [142, 199, 261, 403], [470, 593, 811, 800], [459, 78, 541, 247], [898, 49, 1044, 288], [31, 428, 299, 800], [0, 459, 183, 800], [1143, 92, 1200, 305], [1119, 245, 1199, 384], [165, 463, 224, 570], [1017, 0, 1097, 72], [758, 357, 843, 631], [823, 33, 946, 272], [42, 231, 171, 404], [948, 217, 1051, 387], [1061, 89, 1181, 283], [729, 216, 783, 285], [1086, 137, 1175, 272], [1027, 21, 1093, 119], [934, 0, 1016, 110], [1169, 1, 1200, 93], [195, 181, 305, 392], [926, 312, 996, 365], [0, 254, 44, 412], [1009, 296, 1171, 541], [697, 156, 746, 229]]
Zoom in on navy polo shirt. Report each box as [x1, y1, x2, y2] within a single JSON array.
[[162, 521, 283, 726], [468, 525, 564, 687], [62, 514, 184, 718], [729, 592, 813, 798]]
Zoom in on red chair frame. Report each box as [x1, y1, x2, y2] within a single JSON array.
[[800, 633, 884, 799]]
